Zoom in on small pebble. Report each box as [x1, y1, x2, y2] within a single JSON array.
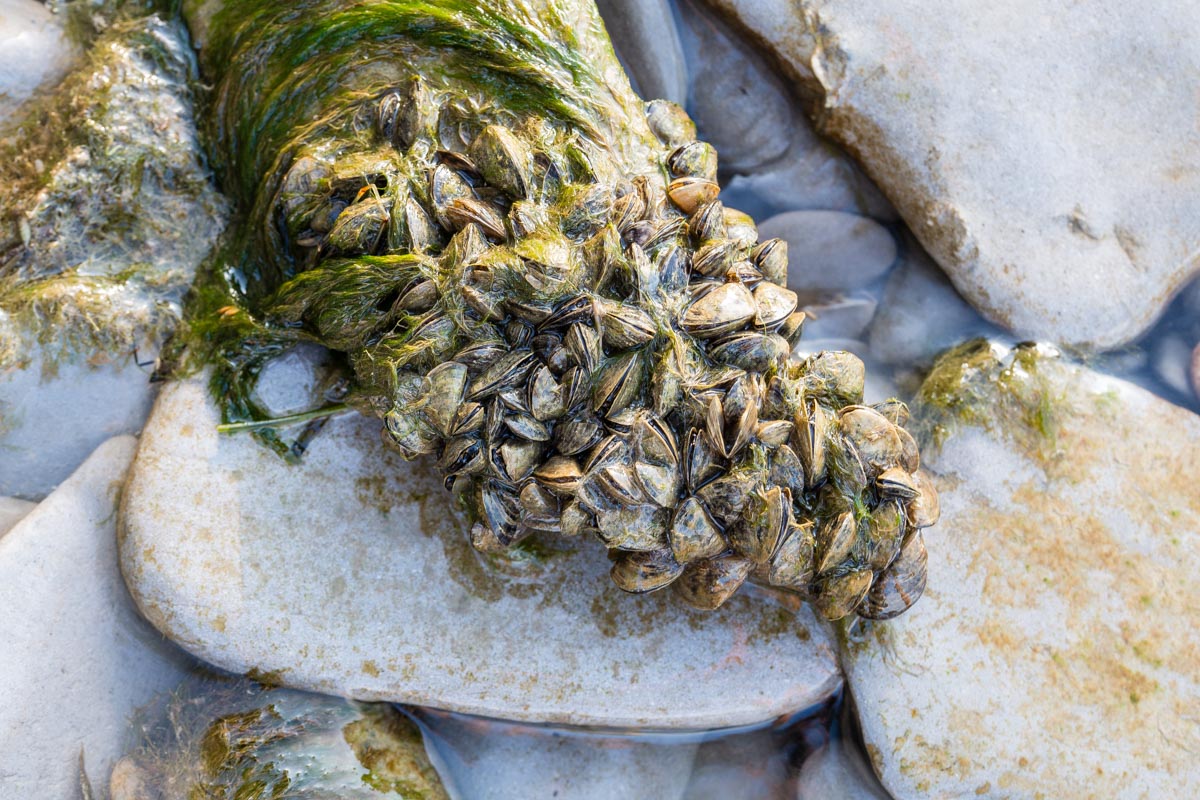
[[759, 210, 897, 293], [595, 0, 688, 104]]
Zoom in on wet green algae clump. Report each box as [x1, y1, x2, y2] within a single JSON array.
[[184, 0, 939, 621], [0, 4, 226, 369]]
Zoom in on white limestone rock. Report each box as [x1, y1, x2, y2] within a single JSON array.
[[0, 437, 194, 797], [0, 0, 76, 123], [843, 342, 1200, 798], [417, 710, 697, 800], [698, 0, 1200, 349], [120, 376, 843, 730]]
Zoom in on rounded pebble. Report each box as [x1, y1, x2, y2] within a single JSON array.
[[759, 210, 897, 292]]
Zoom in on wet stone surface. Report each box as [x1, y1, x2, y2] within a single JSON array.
[[764, 210, 896, 293], [843, 343, 1200, 798], [700, 0, 1200, 350], [0, 0, 76, 122], [120, 376, 842, 730], [0, 437, 194, 797]]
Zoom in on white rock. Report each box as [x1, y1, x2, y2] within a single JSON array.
[[867, 241, 1001, 366], [843, 343, 1200, 798], [799, 293, 878, 342], [675, 0, 792, 174], [795, 737, 891, 800], [120, 377, 842, 730], [0, 338, 156, 499], [0, 437, 194, 797], [0, 495, 35, 537], [0, 0, 76, 123], [699, 0, 1200, 349], [761, 210, 896, 293], [417, 710, 697, 800], [596, 0, 688, 105]]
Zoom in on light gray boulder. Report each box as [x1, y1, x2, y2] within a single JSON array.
[[120, 375, 843, 730], [698, 0, 1200, 349], [0, 437, 194, 797], [844, 342, 1200, 798]]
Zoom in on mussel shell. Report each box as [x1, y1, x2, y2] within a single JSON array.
[[859, 532, 928, 620], [610, 547, 684, 594], [675, 557, 753, 610]]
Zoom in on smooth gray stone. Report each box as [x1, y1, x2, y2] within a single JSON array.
[[698, 0, 1200, 349], [596, 0, 688, 105], [761, 210, 897, 293], [417, 710, 697, 800], [867, 242, 1001, 367], [844, 344, 1200, 798], [120, 376, 842, 730], [795, 737, 890, 799], [799, 293, 878, 342], [675, 0, 792, 174], [0, 437, 194, 798]]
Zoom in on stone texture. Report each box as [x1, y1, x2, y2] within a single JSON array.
[[1192, 343, 1200, 403], [867, 240, 1001, 367], [795, 737, 890, 799], [761, 210, 896, 293], [416, 710, 697, 799], [0, 495, 34, 537], [0, 437, 194, 797], [700, 0, 1200, 349], [0, 0, 76, 123], [0, 16, 226, 498], [596, 0, 688, 105], [798, 293, 877, 342], [843, 342, 1200, 798], [0, 331, 157, 498], [676, 0, 792, 174], [120, 376, 842, 730], [719, 130, 897, 223]]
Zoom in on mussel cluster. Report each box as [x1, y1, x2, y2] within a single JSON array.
[[257, 76, 939, 620]]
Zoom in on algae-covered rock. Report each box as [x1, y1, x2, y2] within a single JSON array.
[[0, 12, 227, 497], [180, 0, 937, 621], [843, 341, 1200, 797], [115, 676, 450, 799]]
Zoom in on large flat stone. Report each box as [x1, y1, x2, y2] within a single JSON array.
[[0, 437, 194, 797], [843, 343, 1200, 797], [120, 377, 841, 730], [700, 0, 1200, 349]]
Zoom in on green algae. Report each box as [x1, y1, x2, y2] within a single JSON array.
[[0, 10, 226, 370], [118, 674, 450, 799], [912, 339, 1068, 463]]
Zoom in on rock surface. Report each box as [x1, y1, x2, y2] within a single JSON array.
[[700, 0, 1200, 349], [675, 0, 792, 174], [843, 342, 1200, 798], [120, 376, 842, 730], [596, 0, 688, 105], [0, 494, 34, 537], [0, 0, 76, 123], [115, 677, 450, 799], [762, 210, 896, 292], [797, 293, 877, 342], [416, 710, 697, 800], [0, 436, 194, 797], [795, 736, 890, 799], [867, 241, 1001, 367], [0, 15, 226, 498]]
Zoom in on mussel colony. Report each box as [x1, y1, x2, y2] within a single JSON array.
[[192, 0, 938, 620]]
